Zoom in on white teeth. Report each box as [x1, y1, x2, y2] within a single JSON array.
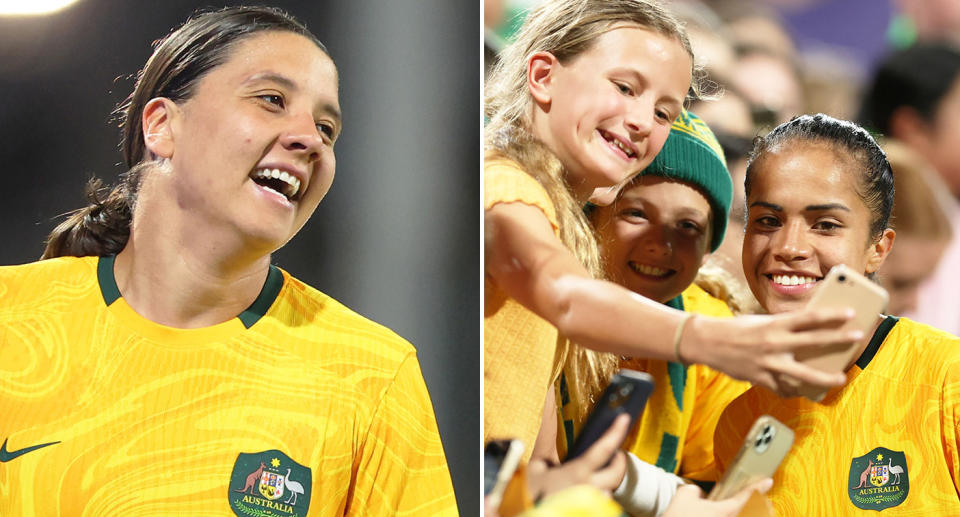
[[602, 131, 635, 157], [630, 262, 669, 277], [252, 168, 302, 200], [771, 274, 818, 286]]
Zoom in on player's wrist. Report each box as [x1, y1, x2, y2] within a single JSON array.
[[676, 314, 712, 366]]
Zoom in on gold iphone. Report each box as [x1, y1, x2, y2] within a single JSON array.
[[795, 264, 889, 400], [709, 415, 794, 501]]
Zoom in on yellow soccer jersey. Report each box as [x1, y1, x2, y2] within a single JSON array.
[[714, 316, 960, 515], [0, 256, 456, 516], [559, 284, 748, 481], [619, 284, 749, 481]]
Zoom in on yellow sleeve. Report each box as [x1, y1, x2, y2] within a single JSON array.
[[484, 157, 559, 232], [348, 353, 457, 516]]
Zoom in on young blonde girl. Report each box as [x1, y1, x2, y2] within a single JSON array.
[[484, 0, 859, 466]]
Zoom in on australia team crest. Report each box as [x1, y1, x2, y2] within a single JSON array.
[[229, 450, 312, 516], [847, 447, 909, 511]]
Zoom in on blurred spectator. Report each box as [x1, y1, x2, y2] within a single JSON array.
[[703, 3, 804, 127], [689, 89, 762, 312], [711, 0, 798, 60], [859, 42, 960, 335], [690, 91, 754, 221], [728, 45, 805, 128], [892, 0, 960, 48], [485, 0, 506, 77], [798, 48, 863, 120], [486, 0, 505, 29], [859, 43, 960, 195], [669, 1, 737, 84], [877, 140, 954, 317]]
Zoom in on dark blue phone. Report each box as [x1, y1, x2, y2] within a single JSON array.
[[565, 369, 654, 462]]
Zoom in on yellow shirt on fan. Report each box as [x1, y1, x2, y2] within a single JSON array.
[[0, 255, 456, 516], [484, 154, 566, 462], [620, 284, 749, 482]]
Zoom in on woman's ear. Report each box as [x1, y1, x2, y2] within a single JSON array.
[[141, 97, 180, 159], [527, 51, 559, 106], [865, 228, 896, 275]]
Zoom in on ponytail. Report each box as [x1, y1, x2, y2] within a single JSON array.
[[41, 164, 145, 259]]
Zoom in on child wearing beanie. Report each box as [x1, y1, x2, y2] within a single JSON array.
[[558, 110, 753, 515]]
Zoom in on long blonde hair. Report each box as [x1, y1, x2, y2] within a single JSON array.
[[485, 0, 701, 420]]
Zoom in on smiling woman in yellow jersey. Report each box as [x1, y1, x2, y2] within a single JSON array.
[[0, 7, 454, 516], [713, 114, 960, 515]]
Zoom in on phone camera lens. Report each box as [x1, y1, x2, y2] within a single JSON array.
[[838, 275, 846, 282], [754, 424, 776, 453]]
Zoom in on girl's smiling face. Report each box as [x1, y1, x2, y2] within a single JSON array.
[[742, 141, 893, 315], [528, 25, 692, 200], [593, 175, 713, 303], [156, 30, 340, 251]]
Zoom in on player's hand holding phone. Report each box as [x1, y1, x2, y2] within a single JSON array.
[[792, 265, 889, 400]]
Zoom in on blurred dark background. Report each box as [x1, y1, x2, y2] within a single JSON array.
[[0, 0, 479, 512]]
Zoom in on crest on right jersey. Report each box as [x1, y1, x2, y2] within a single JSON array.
[[228, 450, 312, 516], [847, 447, 909, 510]]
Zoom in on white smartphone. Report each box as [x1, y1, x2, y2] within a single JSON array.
[[484, 439, 525, 510], [795, 264, 889, 400], [709, 415, 794, 501]]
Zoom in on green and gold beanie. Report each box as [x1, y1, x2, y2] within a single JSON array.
[[642, 109, 733, 251]]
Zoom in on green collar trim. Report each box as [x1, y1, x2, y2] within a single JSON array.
[[237, 265, 283, 329], [855, 315, 898, 370], [97, 255, 122, 306], [97, 255, 283, 329]]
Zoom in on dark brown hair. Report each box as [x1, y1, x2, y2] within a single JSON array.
[[42, 5, 327, 259], [745, 113, 894, 242]]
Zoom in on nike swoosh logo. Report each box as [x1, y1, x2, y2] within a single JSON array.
[[0, 438, 61, 462]]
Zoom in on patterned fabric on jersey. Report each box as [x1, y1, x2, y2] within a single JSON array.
[[558, 284, 748, 481], [713, 316, 960, 515], [0, 256, 456, 516], [484, 154, 565, 461]]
